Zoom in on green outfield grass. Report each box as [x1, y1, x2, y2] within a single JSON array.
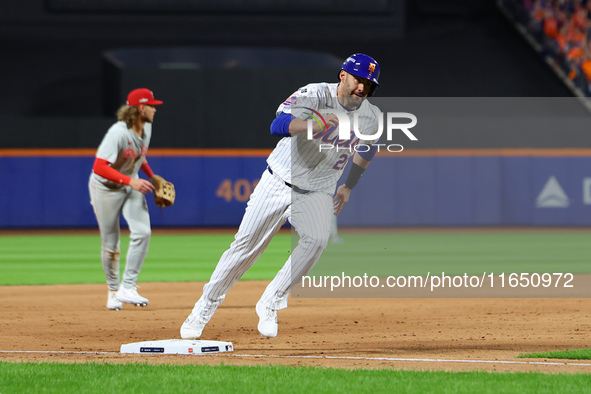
[[1, 362, 591, 394], [0, 230, 589, 286], [313, 231, 591, 277], [0, 233, 291, 286]]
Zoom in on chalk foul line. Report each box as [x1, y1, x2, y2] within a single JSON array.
[[1, 350, 590, 367]]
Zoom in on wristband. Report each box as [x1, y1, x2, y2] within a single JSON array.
[[270, 113, 294, 137], [344, 163, 366, 189]]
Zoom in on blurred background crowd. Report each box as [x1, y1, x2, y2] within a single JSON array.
[[503, 0, 591, 96]]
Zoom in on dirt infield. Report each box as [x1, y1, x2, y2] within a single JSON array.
[[1, 281, 590, 373]]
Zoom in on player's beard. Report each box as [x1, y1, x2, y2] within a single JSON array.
[[345, 83, 366, 108], [141, 114, 153, 123], [338, 79, 366, 109], [342, 93, 364, 109]]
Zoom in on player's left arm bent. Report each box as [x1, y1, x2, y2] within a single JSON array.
[[333, 154, 370, 216]]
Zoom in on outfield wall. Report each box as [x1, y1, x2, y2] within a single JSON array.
[[2, 150, 591, 228]]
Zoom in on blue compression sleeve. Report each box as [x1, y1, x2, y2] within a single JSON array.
[[270, 113, 294, 137]]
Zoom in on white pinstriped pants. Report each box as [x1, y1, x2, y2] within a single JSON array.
[[196, 168, 333, 312]]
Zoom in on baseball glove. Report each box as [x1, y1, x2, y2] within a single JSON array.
[[151, 175, 175, 207]]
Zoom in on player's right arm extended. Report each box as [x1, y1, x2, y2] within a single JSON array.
[[270, 113, 338, 137], [93, 158, 154, 194]]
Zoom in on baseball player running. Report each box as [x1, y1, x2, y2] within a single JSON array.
[[89, 88, 168, 310], [181, 54, 382, 338]]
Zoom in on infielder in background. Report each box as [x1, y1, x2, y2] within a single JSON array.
[[89, 88, 168, 310], [181, 54, 382, 338]]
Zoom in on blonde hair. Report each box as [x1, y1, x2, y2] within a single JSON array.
[[116, 105, 140, 129]]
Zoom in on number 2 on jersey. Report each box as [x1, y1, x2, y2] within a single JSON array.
[[333, 154, 349, 170]]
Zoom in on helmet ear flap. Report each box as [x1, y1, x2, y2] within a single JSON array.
[[368, 83, 378, 97]]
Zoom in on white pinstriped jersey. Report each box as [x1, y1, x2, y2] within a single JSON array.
[[91, 121, 152, 187], [267, 83, 381, 194]]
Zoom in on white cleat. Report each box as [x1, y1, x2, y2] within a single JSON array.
[[256, 300, 278, 338], [107, 290, 122, 310], [179, 300, 219, 339], [180, 315, 207, 339], [115, 286, 149, 307]]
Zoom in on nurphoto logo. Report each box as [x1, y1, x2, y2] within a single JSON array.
[[305, 109, 418, 153]]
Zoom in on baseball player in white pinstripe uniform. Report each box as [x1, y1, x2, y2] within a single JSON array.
[[181, 54, 382, 338]]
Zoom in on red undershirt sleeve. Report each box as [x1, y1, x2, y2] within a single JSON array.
[[93, 158, 131, 185], [140, 161, 155, 179]]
